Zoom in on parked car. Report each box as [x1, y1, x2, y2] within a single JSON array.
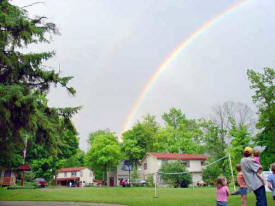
[[120, 178, 130, 187], [132, 179, 146, 187], [35, 178, 47, 187]]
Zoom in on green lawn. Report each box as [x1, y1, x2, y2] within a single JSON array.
[[0, 187, 273, 206]]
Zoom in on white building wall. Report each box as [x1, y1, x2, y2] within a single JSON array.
[[140, 154, 204, 186], [79, 168, 94, 184], [191, 173, 203, 185], [57, 168, 94, 184], [188, 160, 202, 172]]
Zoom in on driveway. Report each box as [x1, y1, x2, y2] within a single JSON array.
[[0, 201, 125, 206]]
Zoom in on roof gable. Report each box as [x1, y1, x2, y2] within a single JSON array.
[[148, 152, 207, 160]]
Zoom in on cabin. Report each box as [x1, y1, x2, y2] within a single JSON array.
[[0, 167, 16, 186], [56, 167, 94, 187]]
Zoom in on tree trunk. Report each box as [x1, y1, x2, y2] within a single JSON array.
[[104, 165, 107, 185]]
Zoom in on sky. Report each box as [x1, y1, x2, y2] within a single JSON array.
[[13, 0, 275, 151]]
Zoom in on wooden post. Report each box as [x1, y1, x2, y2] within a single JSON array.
[[154, 173, 158, 198], [20, 171, 24, 186]]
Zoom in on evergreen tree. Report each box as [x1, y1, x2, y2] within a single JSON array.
[[0, 0, 79, 170]]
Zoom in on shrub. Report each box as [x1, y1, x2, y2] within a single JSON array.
[[159, 160, 191, 188], [146, 174, 154, 187]]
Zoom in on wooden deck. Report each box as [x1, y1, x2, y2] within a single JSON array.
[[0, 177, 16, 186]]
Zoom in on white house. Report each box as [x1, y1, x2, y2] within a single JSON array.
[[56, 167, 94, 187], [140, 152, 207, 186]]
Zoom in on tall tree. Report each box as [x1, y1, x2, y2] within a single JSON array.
[[247, 68, 275, 169], [121, 114, 159, 166], [0, 0, 79, 169], [155, 108, 204, 153], [88, 129, 112, 145], [85, 132, 121, 182], [203, 101, 256, 175], [229, 121, 253, 170]]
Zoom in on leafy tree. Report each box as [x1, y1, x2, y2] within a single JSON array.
[[201, 120, 227, 175], [247, 68, 275, 169], [60, 149, 85, 168], [202, 102, 255, 175], [155, 108, 204, 153], [229, 121, 253, 170], [85, 132, 121, 182], [88, 129, 112, 145], [0, 0, 80, 176], [162, 108, 187, 129], [159, 160, 191, 188], [121, 114, 159, 167]]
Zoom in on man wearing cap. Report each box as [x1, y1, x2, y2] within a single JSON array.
[[241, 147, 267, 206]]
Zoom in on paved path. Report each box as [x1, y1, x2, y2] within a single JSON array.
[[0, 201, 125, 206]]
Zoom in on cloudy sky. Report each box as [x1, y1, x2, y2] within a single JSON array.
[[13, 0, 275, 151]]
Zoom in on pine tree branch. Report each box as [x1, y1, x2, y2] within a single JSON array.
[[21, 2, 44, 9]]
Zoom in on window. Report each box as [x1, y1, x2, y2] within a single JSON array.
[[80, 171, 83, 177], [182, 160, 190, 167], [201, 161, 205, 166], [4, 170, 11, 177], [161, 160, 168, 165], [144, 163, 147, 170], [64, 172, 67, 177], [71, 171, 76, 176]]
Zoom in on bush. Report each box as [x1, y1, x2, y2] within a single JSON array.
[[8, 181, 37, 189], [146, 174, 154, 187], [159, 160, 192, 188]]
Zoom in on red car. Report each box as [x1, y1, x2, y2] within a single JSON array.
[[35, 178, 47, 187]]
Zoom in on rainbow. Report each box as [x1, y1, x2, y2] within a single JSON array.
[[120, 0, 253, 137]]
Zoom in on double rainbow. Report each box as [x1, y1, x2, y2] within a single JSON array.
[[120, 0, 252, 138]]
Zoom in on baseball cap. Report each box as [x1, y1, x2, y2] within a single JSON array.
[[244, 146, 253, 154]]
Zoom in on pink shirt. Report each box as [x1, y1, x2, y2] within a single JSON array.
[[253, 157, 260, 165], [216, 186, 229, 202]]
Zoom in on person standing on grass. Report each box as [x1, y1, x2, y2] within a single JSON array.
[[267, 163, 275, 201], [216, 176, 229, 206], [231, 164, 247, 206], [241, 147, 267, 206]]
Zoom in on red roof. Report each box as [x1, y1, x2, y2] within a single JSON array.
[[17, 164, 31, 171], [56, 177, 80, 181], [57, 167, 87, 173], [148, 152, 207, 160]]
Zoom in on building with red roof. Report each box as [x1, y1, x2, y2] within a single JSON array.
[[55, 167, 94, 187], [140, 152, 207, 186]]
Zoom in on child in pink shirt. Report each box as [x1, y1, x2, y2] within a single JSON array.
[[253, 150, 260, 165], [216, 176, 229, 206], [253, 150, 265, 185]]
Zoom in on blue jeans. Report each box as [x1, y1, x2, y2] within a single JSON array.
[[216, 201, 227, 206], [253, 185, 267, 206]]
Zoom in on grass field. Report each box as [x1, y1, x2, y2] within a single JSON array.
[[0, 187, 273, 206]]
